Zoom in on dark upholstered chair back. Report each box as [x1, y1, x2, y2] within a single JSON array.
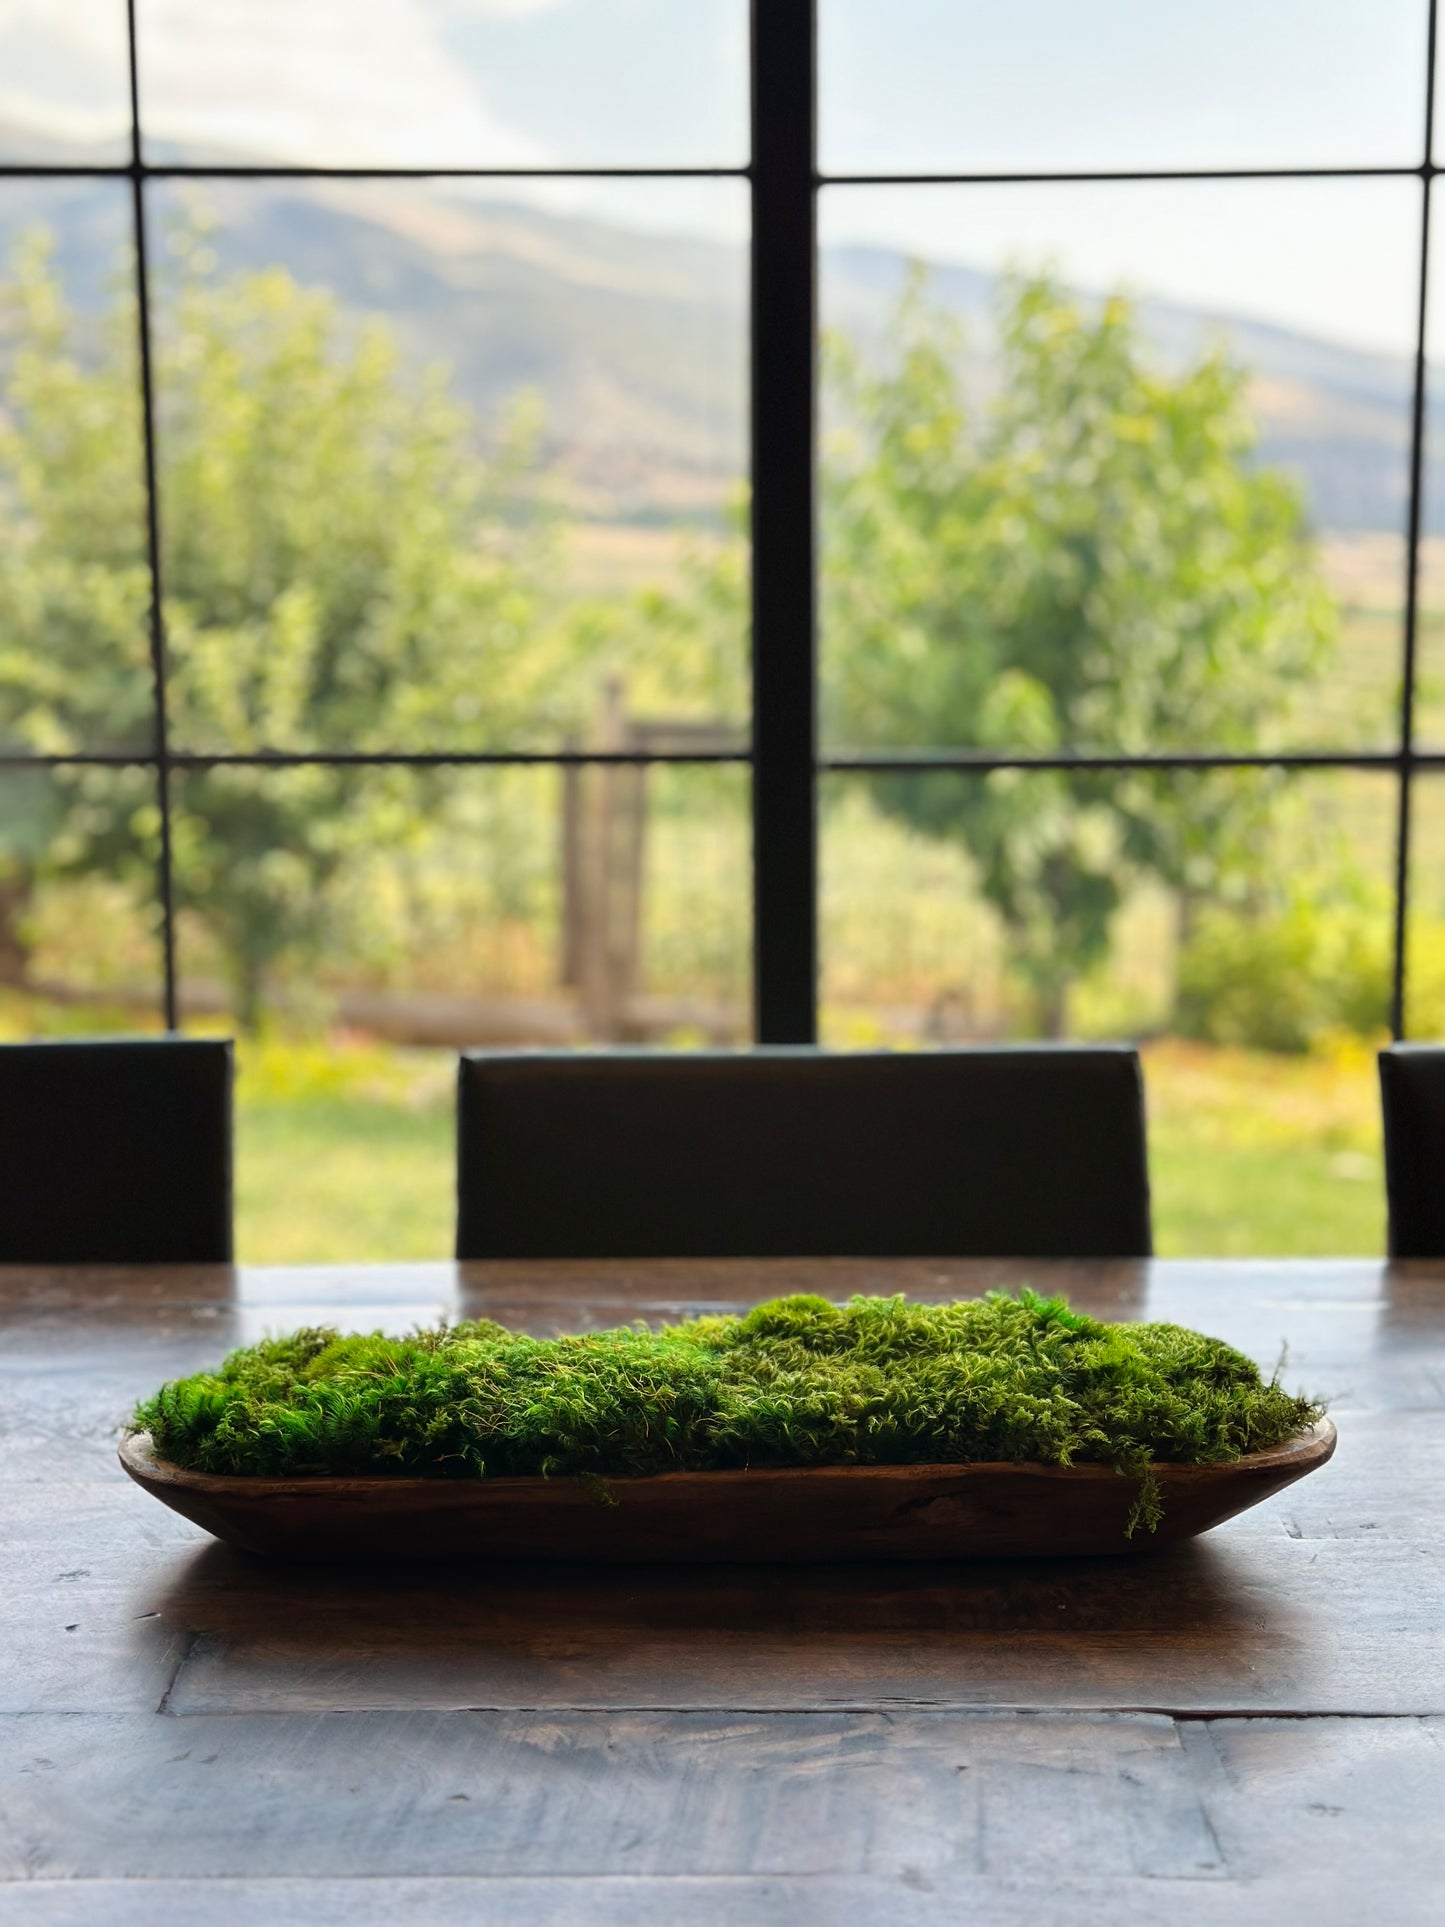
[[456, 1046, 1151, 1260], [0, 1037, 234, 1263], [1379, 1044, 1445, 1256]]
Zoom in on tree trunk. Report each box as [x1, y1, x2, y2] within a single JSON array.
[[1175, 887, 1204, 958], [1037, 977, 1070, 1040], [233, 956, 267, 1036], [0, 870, 34, 986]]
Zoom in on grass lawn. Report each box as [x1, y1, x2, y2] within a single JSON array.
[[236, 1095, 455, 1264], [1148, 1139, 1381, 1256], [1144, 1038, 1383, 1256], [229, 1032, 1386, 1264], [232, 1036, 455, 1263]]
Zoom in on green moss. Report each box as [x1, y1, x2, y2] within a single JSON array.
[[131, 1292, 1321, 1532]]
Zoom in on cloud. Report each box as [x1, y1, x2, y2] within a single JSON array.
[[0, 0, 131, 145], [435, 1, 565, 13], [0, 0, 554, 165], [138, 0, 553, 164]]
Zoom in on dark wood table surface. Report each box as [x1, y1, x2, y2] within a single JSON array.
[[2, 1256, 1443, 1926]]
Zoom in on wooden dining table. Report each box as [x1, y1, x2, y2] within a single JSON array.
[[2, 1254, 1442, 1925]]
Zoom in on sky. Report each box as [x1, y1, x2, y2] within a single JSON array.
[[0, 0, 1437, 357]]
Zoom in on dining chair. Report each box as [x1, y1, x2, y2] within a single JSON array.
[[456, 1045, 1152, 1259], [0, 1036, 234, 1263], [1379, 1043, 1445, 1257]]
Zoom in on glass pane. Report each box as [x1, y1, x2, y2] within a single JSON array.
[[821, 767, 1393, 1255], [145, 177, 749, 755], [172, 763, 750, 1260], [1410, 234, 1445, 745], [821, 180, 1418, 755], [1407, 776, 1445, 1037], [820, 0, 1428, 175], [0, 181, 155, 753], [136, 0, 748, 169], [0, 766, 163, 1029], [0, 0, 132, 164], [1417, 545, 1445, 745]]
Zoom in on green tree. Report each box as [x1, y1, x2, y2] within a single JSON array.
[[823, 272, 1335, 1032], [0, 233, 574, 1023], [0, 244, 1340, 1036]]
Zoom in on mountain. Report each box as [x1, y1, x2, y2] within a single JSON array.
[[0, 159, 1428, 534], [828, 245, 1419, 540]]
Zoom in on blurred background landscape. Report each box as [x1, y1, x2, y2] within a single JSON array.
[[1, 0, 1440, 1257]]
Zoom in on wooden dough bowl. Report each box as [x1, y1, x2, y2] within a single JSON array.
[[119, 1419, 1335, 1564]]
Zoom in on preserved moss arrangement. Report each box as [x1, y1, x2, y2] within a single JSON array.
[[132, 1292, 1321, 1534]]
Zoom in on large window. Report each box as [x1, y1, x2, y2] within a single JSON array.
[[0, 2, 1439, 1257]]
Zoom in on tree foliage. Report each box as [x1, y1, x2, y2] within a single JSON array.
[[0, 232, 576, 1019], [823, 272, 1336, 1030], [0, 241, 1337, 1029]]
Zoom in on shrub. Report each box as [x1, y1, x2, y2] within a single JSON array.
[[1175, 901, 1389, 1052]]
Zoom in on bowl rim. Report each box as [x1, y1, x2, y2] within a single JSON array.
[[118, 1416, 1336, 1499]]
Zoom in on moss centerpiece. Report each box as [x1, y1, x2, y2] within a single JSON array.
[[132, 1291, 1321, 1539]]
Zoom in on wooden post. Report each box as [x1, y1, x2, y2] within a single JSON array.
[[575, 681, 628, 1039], [561, 685, 744, 1040], [560, 752, 583, 991]]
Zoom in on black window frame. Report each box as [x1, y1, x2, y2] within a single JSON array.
[[0, 0, 1439, 1043]]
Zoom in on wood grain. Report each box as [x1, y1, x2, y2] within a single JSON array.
[[2, 1711, 1443, 1923], [115, 1422, 1336, 1563], [4, 1875, 1442, 1927], [3, 1256, 1444, 1923]]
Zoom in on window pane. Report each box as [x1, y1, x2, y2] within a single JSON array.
[[820, 180, 1418, 755], [172, 763, 749, 1259], [1407, 777, 1445, 1037], [1410, 235, 1445, 746], [821, 768, 1393, 1255], [0, 766, 163, 1028], [137, 0, 748, 169], [0, 0, 132, 165], [1418, 552, 1445, 745], [0, 182, 155, 753], [821, 0, 1428, 175], [145, 177, 749, 755]]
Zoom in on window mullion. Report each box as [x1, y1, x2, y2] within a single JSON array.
[[750, 0, 819, 1043], [126, 0, 178, 1031], [1391, 0, 1439, 1039]]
